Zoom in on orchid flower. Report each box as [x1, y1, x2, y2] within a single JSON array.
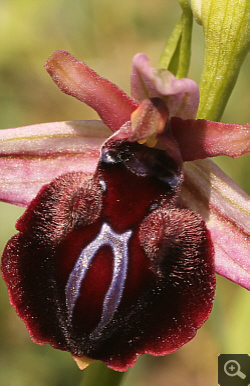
[[1, 50, 250, 372]]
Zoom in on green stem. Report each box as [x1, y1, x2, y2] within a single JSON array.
[[158, 0, 193, 78], [80, 361, 126, 386], [176, 0, 193, 79]]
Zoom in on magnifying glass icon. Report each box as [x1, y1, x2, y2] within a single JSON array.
[[224, 360, 246, 379]]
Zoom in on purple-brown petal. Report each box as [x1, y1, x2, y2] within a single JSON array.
[[131, 53, 199, 119], [171, 117, 250, 161], [45, 50, 138, 132]]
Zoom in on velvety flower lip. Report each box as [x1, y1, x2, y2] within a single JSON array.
[[0, 51, 250, 372]]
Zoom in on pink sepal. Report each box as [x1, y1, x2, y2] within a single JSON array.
[[180, 159, 250, 290], [0, 120, 110, 207]]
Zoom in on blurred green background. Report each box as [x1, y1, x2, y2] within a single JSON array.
[[0, 0, 249, 385]]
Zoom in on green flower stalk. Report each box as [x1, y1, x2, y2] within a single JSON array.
[[192, 0, 250, 120], [158, 0, 193, 78]]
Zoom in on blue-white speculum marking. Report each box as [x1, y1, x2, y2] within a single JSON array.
[[65, 222, 132, 337]]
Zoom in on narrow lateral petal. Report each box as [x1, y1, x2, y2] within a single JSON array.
[[180, 159, 250, 290], [0, 120, 110, 207], [171, 117, 250, 161], [131, 53, 199, 119], [45, 50, 138, 131]]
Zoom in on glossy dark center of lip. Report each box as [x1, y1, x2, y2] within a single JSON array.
[[65, 222, 132, 337]]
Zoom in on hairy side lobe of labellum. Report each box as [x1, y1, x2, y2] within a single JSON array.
[[1, 136, 215, 372]]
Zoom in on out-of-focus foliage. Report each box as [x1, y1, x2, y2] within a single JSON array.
[[0, 1, 249, 385], [0, 0, 181, 128]]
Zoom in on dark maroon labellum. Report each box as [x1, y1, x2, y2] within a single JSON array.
[[1, 136, 215, 371]]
